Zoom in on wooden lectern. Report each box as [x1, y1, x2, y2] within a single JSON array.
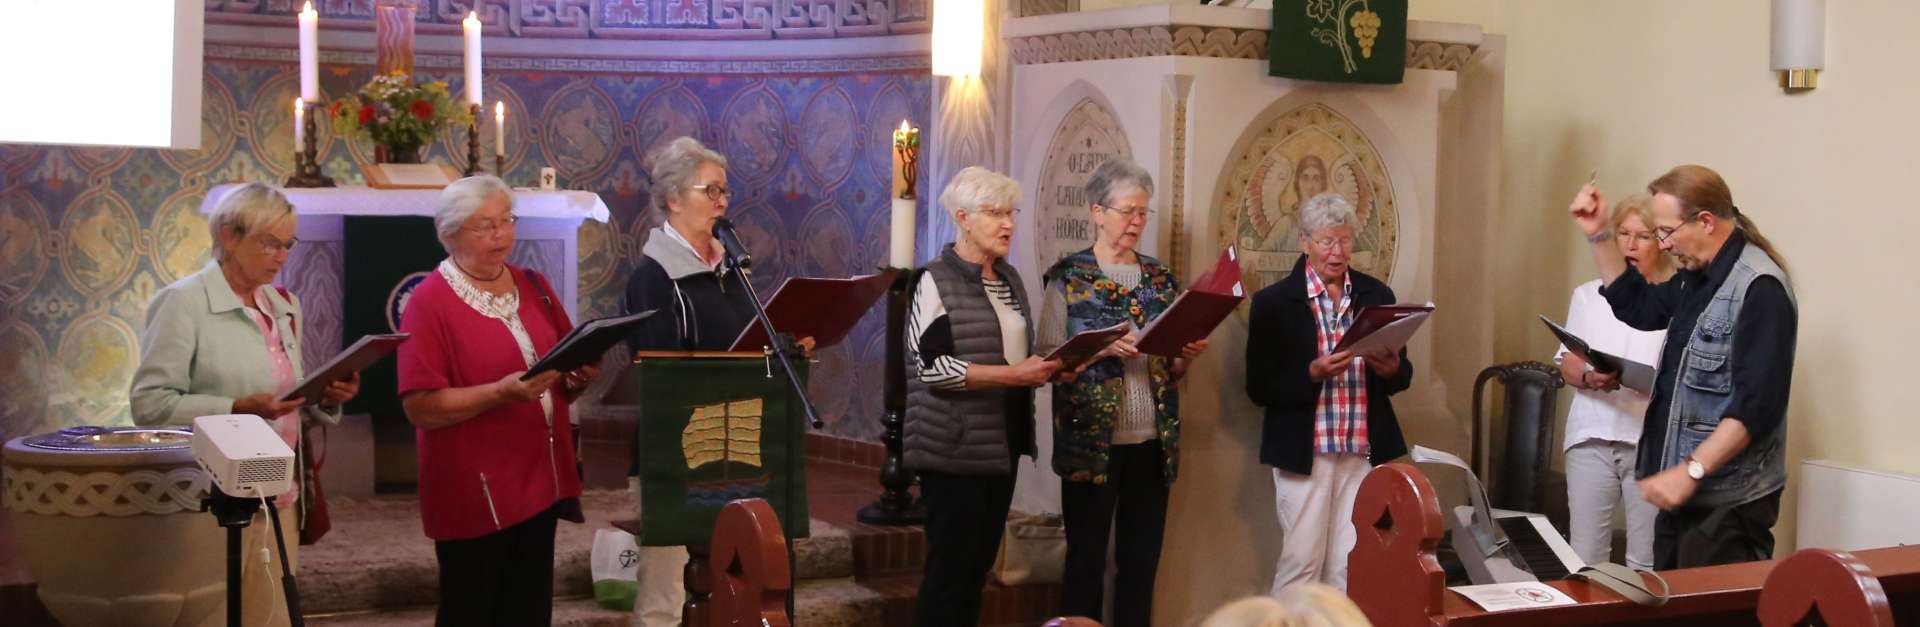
[[607, 351, 811, 627]]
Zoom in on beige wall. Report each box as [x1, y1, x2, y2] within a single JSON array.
[[1408, 0, 1920, 551]]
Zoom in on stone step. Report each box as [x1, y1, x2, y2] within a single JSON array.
[[299, 490, 850, 614]]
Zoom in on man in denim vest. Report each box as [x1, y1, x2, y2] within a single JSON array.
[[1568, 165, 1798, 569]]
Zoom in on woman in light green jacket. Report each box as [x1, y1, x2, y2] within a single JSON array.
[[130, 182, 359, 627]]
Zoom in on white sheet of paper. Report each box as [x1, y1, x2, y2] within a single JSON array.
[[1449, 582, 1577, 612], [377, 163, 454, 187]]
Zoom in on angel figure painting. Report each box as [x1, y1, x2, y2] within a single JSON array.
[[1223, 102, 1398, 295]]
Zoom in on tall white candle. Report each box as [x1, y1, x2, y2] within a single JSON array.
[[463, 11, 483, 106], [890, 198, 916, 268], [889, 121, 919, 268], [298, 2, 319, 102], [494, 101, 506, 156], [292, 97, 304, 147]]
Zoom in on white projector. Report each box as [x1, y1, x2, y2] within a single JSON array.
[[192, 414, 295, 499]]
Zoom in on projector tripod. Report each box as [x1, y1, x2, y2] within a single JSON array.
[[204, 491, 304, 627]]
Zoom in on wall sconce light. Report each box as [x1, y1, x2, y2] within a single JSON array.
[[1770, 0, 1824, 91], [932, 0, 984, 77]]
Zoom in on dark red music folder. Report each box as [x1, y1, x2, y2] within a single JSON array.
[[1044, 322, 1131, 370], [1137, 247, 1245, 358], [728, 270, 903, 351], [1331, 303, 1435, 353]]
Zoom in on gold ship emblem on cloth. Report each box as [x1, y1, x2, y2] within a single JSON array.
[[682, 398, 765, 472]]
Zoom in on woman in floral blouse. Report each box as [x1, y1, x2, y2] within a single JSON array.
[[1037, 159, 1208, 627]]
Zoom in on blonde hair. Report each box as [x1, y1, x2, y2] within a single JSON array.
[[1196, 585, 1373, 627], [207, 183, 294, 261], [1609, 193, 1673, 281]]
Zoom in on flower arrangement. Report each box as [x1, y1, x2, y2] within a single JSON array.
[[328, 72, 472, 162]]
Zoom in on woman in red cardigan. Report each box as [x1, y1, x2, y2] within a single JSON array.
[[396, 175, 599, 626]]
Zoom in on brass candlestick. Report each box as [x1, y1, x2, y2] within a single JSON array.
[[285, 100, 335, 188], [463, 103, 482, 176]]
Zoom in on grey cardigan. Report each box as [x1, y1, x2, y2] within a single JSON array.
[[130, 260, 341, 427]]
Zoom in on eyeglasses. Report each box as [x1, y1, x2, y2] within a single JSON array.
[[464, 214, 519, 237], [972, 206, 1020, 221], [1615, 230, 1656, 245], [1097, 204, 1155, 220], [689, 184, 730, 202], [254, 234, 298, 254], [1308, 236, 1355, 251], [1653, 213, 1704, 243]]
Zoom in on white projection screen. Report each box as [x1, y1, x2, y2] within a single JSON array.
[[0, 0, 203, 149]]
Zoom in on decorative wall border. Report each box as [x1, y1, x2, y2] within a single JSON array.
[[205, 0, 928, 41], [205, 43, 931, 74], [1009, 25, 1477, 71]]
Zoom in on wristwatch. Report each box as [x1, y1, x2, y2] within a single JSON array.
[[1587, 230, 1613, 244], [1685, 457, 1706, 480]]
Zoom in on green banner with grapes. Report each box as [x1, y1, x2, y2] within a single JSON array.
[[1268, 0, 1406, 84]]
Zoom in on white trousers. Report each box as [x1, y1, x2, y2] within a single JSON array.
[[1270, 453, 1371, 595], [629, 477, 689, 627], [1564, 439, 1657, 570]]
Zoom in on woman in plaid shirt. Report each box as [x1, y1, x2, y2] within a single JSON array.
[[1244, 192, 1413, 593]]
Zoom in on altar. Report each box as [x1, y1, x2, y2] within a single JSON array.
[[197, 184, 610, 495]]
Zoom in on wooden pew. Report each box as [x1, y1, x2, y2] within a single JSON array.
[[1757, 549, 1894, 627], [1348, 463, 1920, 626], [706, 498, 793, 627]]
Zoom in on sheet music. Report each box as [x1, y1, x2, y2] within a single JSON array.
[[1411, 445, 1507, 556]]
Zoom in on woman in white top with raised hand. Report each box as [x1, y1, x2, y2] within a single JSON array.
[[1556, 192, 1672, 570]]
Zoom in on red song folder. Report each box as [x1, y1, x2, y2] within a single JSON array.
[[1137, 247, 1246, 358], [728, 270, 903, 351], [1331, 303, 1435, 354], [1043, 322, 1132, 370]]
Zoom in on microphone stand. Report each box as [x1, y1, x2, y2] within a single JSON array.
[[721, 250, 816, 624]]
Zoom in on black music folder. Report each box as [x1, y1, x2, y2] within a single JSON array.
[[522, 310, 657, 379], [281, 333, 409, 404]]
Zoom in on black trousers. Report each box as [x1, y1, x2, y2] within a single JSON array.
[[433, 501, 561, 627], [915, 469, 1016, 627], [1654, 488, 1782, 570], [1059, 440, 1169, 627]]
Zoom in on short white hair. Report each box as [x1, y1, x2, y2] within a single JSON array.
[[435, 175, 513, 253], [1297, 192, 1360, 239], [1084, 158, 1153, 208], [208, 183, 294, 260], [938, 166, 1022, 222], [649, 136, 728, 213]]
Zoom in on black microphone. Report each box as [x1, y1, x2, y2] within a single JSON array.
[[711, 217, 753, 269]]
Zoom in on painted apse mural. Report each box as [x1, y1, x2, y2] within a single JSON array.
[[1218, 102, 1399, 302], [0, 3, 932, 446]]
